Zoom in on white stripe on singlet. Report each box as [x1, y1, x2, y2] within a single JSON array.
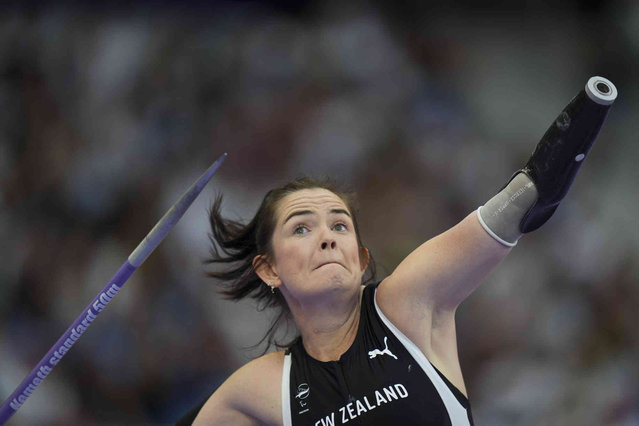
[[282, 352, 293, 426], [373, 288, 471, 426]]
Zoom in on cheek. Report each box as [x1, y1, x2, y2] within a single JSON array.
[[274, 237, 312, 274], [345, 238, 362, 264]]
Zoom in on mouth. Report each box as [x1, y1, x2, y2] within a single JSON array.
[[315, 261, 342, 270]]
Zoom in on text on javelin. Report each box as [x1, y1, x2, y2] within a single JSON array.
[[8, 283, 121, 411]]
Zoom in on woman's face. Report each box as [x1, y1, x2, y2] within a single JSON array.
[[265, 188, 368, 303]]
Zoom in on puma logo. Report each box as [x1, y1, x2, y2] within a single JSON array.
[[368, 336, 397, 360]]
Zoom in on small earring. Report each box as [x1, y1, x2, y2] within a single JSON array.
[[268, 282, 275, 294]]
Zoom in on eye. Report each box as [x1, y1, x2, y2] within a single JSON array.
[[294, 225, 309, 235], [333, 223, 348, 232]]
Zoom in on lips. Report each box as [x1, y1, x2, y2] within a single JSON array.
[[315, 261, 342, 270]]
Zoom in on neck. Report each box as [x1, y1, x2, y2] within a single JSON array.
[[287, 285, 364, 362]]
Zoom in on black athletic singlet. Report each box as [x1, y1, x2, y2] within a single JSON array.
[[281, 282, 473, 425]]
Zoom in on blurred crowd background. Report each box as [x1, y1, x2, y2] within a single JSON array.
[[1, 0, 638, 424]]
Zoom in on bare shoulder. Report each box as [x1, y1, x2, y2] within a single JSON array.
[[376, 275, 466, 396], [194, 350, 285, 426], [375, 275, 436, 346]]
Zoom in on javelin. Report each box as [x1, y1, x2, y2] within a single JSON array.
[[0, 153, 227, 424]]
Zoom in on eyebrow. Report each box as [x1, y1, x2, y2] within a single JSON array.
[[283, 208, 351, 225]]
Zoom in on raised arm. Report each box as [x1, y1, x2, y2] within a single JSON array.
[[381, 210, 513, 314], [378, 76, 617, 330]]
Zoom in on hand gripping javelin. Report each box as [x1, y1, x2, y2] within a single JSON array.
[[0, 153, 227, 425]]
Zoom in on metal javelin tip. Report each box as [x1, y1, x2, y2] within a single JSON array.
[[128, 153, 227, 267]]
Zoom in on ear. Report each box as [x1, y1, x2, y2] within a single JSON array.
[[359, 247, 370, 272], [252, 255, 281, 288]]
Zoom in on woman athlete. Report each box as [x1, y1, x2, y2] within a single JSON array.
[[185, 77, 616, 425]]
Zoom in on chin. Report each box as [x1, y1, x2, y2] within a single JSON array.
[[321, 273, 360, 293]]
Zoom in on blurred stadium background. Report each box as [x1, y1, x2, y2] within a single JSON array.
[[1, 0, 638, 424]]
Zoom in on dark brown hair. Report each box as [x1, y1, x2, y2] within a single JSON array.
[[205, 177, 376, 351]]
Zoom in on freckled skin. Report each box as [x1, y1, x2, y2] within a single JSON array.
[[268, 189, 367, 308]]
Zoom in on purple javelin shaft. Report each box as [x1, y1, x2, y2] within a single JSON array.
[[0, 153, 227, 425]]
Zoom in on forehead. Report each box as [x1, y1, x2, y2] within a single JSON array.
[[276, 188, 349, 222]]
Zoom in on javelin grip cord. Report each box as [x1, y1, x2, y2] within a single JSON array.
[[0, 153, 227, 425]]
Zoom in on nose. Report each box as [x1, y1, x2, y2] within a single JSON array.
[[320, 228, 337, 250], [321, 240, 336, 250]]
